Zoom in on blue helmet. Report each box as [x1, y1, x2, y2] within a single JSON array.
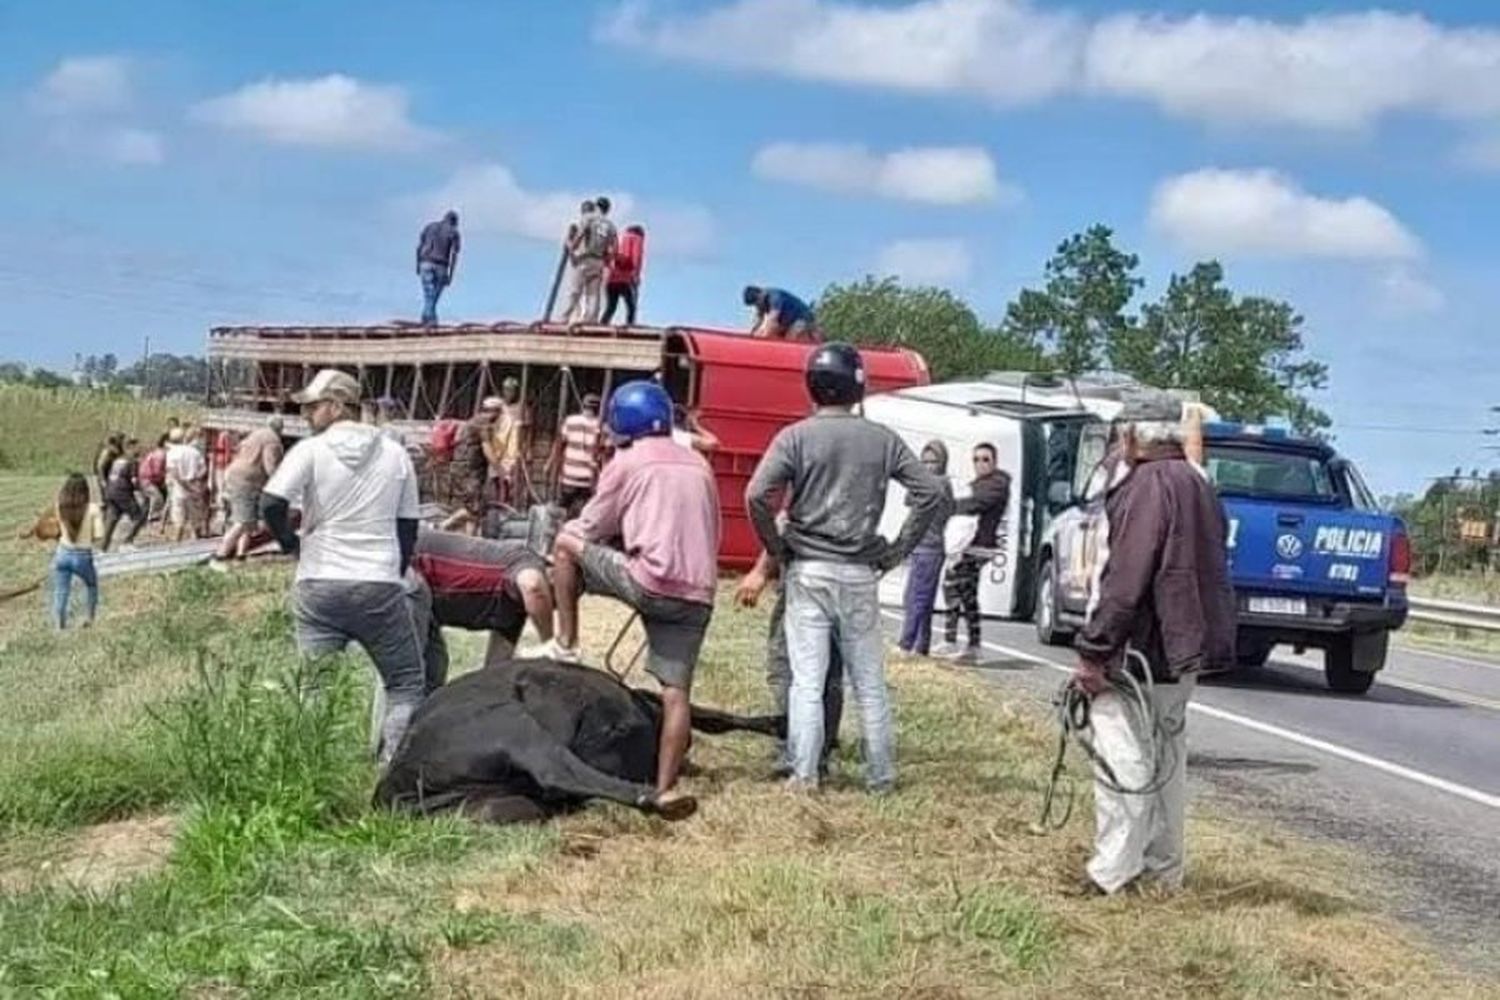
[[607, 380, 673, 442]]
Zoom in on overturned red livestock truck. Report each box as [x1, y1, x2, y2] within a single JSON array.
[[202, 321, 929, 569]]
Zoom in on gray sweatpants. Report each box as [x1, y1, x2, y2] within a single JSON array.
[[292, 579, 428, 765]]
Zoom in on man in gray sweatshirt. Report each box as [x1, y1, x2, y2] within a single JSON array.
[[746, 343, 948, 791]]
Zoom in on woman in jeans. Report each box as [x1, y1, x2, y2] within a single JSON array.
[[898, 441, 953, 656], [52, 473, 103, 629]]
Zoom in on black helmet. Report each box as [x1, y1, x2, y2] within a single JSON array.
[[805, 342, 866, 406]]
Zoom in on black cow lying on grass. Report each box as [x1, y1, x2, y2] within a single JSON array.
[[374, 658, 785, 824]]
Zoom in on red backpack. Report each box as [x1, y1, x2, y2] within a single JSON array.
[[429, 419, 462, 460]]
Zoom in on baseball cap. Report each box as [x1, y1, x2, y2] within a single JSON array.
[[1116, 389, 1183, 424], [292, 369, 360, 406]]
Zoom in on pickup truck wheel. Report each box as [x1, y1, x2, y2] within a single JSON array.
[[1325, 632, 1386, 695], [1035, 557, 1074, 647]]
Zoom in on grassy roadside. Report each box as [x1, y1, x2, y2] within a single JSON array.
[[1, 490, 1497, 995], [0, 384, 197, 476]]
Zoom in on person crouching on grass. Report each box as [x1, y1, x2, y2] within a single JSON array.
[[745, 343, 948, 793], [1071, 392, 1234, 896], [260, 369, 428, 767], [548, 380, 720, 811]]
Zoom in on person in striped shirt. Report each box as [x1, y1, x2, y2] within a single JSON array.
[[550, 393, 604, 517]]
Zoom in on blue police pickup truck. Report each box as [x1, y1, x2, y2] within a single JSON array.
[[1036, 421, 1410, 694]]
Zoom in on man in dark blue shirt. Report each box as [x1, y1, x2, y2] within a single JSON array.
[[416, 211, 461, 325], [744, 285, 819, 340]]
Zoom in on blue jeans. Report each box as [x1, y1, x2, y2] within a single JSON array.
[[898, 548, 944, 655], [784, 561, 893, 790], [52, 547, 99, 628], [419, 262, 448, 325]]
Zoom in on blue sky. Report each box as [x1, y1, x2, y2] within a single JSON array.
[[3, 0, 1500, 495]]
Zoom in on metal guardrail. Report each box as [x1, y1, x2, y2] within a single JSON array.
[[1407, 596, 1500, 632]]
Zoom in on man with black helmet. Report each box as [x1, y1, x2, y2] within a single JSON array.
[[549, 379, 721, 805], [746, 343, 948, 792]]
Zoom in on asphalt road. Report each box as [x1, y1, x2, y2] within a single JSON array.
[[945, 616, 1500, 972]]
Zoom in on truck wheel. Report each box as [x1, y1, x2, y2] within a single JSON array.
[[1325, 632, 1386, 695], [1035, 558, 1073, 647], [1236, 638, 1275, 669]]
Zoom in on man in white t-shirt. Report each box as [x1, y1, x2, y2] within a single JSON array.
[[164, 428, 208, 542], [261, 368, 427, 765]]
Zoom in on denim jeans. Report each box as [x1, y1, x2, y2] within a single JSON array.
[[767, 583, 843, 770], [52, 547, 99, 628], [784, 561, 893, 790], [898, 548, 944, 654], [419, 262, 448, 325]]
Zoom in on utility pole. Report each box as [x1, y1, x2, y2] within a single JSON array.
[[142, 336, 152, 399]]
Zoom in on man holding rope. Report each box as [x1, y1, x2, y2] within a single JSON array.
[[1071, 392, 1234, 896]]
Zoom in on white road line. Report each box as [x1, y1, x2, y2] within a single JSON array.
[[1395, 642, 1500, 674], [1265, 656, 1500, 714], [969, 632, 1500, 813]]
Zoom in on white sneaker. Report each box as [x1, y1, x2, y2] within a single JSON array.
[[525, 639, 580, 663], [929, 641, 966, 659]]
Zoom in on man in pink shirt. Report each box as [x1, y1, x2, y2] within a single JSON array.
[[549, 380, 720, 801]]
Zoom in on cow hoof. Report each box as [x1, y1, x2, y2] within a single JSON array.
[[650, 791, 698, 822]]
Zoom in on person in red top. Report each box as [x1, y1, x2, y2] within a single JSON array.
[[137, 433, 170, 533], [602, 224, 646, 326], [210, 429, 237, 533]]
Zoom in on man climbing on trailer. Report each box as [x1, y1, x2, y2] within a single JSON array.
[[744, 285, 819, 341], [550, 392, 604, 518], [416, 210, 461, 326], [441, 399, 499, 536], [548, 380, 720, 807]]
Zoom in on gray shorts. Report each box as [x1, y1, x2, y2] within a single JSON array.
[[227, 482, 262, 528], [579, 543, 712, 691], [291, 579, 428, 700]]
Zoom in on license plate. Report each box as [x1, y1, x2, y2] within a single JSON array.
[[1248, 596, 1306, 616]]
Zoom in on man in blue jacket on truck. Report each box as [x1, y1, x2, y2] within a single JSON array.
[[1073, 392, 1235, 896]]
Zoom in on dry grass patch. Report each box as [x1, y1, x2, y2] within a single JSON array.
[[433, 596, 1500, 1000], [0, 814, 177, 894]]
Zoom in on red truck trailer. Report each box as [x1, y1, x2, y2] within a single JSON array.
[[203, 321, 928, 568]]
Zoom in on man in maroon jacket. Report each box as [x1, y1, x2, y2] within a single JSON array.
[[1072, 392, 1235, 896]]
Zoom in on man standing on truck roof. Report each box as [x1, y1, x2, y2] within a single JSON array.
[[602, 224, 646, 326], [1072, 392, 1235, 896], [416, 210, 461, 326], [562, 197, 617, 325], [744, 286, 819, 341], [261, 368, 428, 767], [746, 343, 947, 792], [548, 379, 720, 809], [933, 443, 1010, 661]]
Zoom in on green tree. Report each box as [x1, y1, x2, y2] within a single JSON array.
[[818, 277, 1042, 382], [27, 368, 69, 389], [1110, 261, 1329, 434], [1000, 225, 1142, 375], [0, 362, 27, 384]]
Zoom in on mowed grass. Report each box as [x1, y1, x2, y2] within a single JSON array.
[[0, 383, 196, 476], [1, 492, 1497, 996]]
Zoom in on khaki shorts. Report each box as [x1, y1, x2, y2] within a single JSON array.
[[578, 543, 712, 692]]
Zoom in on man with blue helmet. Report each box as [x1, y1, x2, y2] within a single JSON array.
[[548, 379, 722, 803]]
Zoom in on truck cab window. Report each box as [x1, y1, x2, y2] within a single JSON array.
[[1074, 422, 1111, 502], [1042, 419, 1085, 513]]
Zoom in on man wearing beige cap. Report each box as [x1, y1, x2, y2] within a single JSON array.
[[261, 368, 429, 765]]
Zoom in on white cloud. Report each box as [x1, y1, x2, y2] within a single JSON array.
[[1377, 266, 1446, 316], [405, 163, 715, 258], [192, 74, 434, 151], [31, 56, 135, 115], [605, 1, 1500, 131], [874, 238, 972, 285], [751, 142, 1014, 205], [1148, 169, 1421, 261], [601, 0, 1080, 105], [101, 127, 166, 166]]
